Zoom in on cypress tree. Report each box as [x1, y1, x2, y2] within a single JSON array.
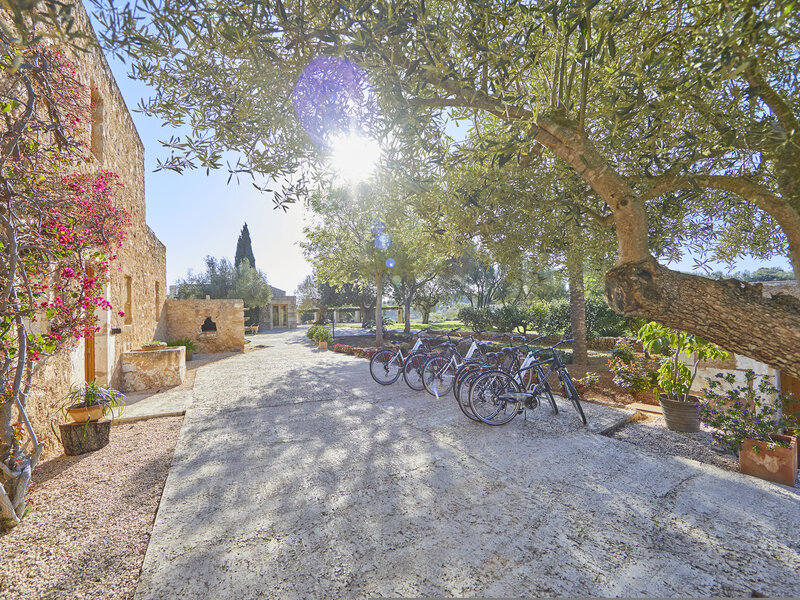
[[234, 222, 256, 270]]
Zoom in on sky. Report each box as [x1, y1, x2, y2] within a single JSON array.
[[102, 56, 314, 295], [98, 39, 791, 295]]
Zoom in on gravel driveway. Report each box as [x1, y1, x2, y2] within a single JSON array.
[[135, 329, 800, 598]]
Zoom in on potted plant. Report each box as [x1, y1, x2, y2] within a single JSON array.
[[701, 371, 798, 486], [141, 340, 167, 351], [55, 380, 125, 455], [312, 326, 333, 349], [638, 322, 729, 432], [61, 379, 125, 423], [167, 338, 198, 361]]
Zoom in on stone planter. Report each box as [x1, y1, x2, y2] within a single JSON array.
[[60, 420, 110, 455], [740, 434, 797, 487], [66, 404, 104, 422], [659, 394, 701, 432]]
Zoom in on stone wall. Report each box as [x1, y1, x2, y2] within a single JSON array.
[[165, 299, 245, 353], [121, 347, 186, 392], [18, 4, 167, 458]]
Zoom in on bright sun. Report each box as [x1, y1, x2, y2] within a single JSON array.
[[329, 133, 380, 184]]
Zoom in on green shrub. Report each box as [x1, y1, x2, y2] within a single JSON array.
[[167, 338, 198, 353], [312, 327, 333, 343], [585, 295, 629, 338], [608, 355, 661, 393], [306, 324, 324, 340], [458, 307, 494, 331], [537, 298, 564, 334], [611, 339, 636, 363]]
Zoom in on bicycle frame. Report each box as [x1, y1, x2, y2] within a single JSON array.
[[514, 351, 567, 399], [383, 336, 431, 370]]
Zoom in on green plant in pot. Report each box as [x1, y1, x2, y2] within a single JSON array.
[[312, 326, 333, 348], [638, 322, 729, 432], [60, 379, 126, 423], [54, 380, 125, 456], [700, 371, 798, 486], [167, 338, 198, 360]]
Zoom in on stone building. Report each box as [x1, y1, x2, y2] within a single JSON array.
[[260, 286, 298, 330], [24, 3, 167, 453]]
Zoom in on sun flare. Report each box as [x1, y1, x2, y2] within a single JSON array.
[[329, 133, 380, 184]]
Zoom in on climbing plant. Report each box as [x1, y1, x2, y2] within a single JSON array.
[[0, 32, 128, 527]]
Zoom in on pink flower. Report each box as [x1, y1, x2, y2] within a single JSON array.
[[61, 267, 75, 278]]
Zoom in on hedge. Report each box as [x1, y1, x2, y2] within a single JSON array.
[[458, 295, 633, 339]]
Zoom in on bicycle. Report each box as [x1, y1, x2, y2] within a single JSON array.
[[421, 330, 490, 397], [468, 339, 586, 426], [368, 328, 438, 386], [453, 334, 554, 421]]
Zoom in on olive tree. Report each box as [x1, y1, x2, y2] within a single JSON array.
[[89, 0, 800, 375]]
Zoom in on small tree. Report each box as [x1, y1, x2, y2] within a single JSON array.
[[0, 37, 128, 526], [412, 279, 452, 325], [229, 259, 271, 307], [174, 256, 234, 299]]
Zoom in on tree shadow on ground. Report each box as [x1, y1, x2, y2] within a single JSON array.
[[136, 340, 800, 598]]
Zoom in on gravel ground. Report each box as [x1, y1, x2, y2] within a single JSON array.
[[609, 414, 800, 486], [609, 414, 743, 472], [0, 416, 183, 600]]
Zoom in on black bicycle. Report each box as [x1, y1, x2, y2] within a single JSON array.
[[468, 339, 586, 426]]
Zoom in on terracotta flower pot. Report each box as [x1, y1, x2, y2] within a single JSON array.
[[66, 404, 104, 422], [659, 394, 701, 432], [740, 434, 797, 487], [318, 341, 328, 350]]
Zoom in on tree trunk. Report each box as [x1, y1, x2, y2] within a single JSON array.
[[375, 272, 384, 346], [59, 421, 111, 456], [606, 258, 800, 378], [316, 306, 327, 325], [404, 296, 412, 334], [422, 309, 430, 324], [567, 255, 588, 366]]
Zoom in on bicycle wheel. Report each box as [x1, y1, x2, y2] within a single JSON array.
[[456, 367, 489, 422], [560, 371, 587, 425], [402, 352, 428, 391], [369, 349, 402, 385], [453, 362, 480, 402], [469, 370, 522, 425], [422, 355, 456, 397]]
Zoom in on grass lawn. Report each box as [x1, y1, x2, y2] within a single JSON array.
[[301, 320, 465, 330], [384, 320, 464, 330]]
